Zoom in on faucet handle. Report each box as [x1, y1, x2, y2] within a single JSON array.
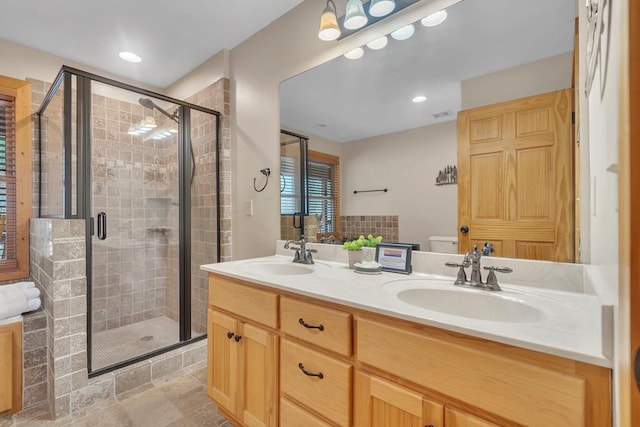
[[445, 262, 468, 286], [483, 266, 512, 274], [445, 261, 464, 268], [482, 266, 512, 291]]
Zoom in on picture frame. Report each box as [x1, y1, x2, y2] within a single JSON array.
[[375, 243, 413, 274]]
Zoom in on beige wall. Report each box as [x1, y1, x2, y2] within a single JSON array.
[[341, 120, 458, 250], [461, 52, 574, 109]]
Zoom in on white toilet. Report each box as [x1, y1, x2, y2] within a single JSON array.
[[428, 236, 458, 254]]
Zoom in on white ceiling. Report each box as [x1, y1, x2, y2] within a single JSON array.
[[0, 0, 304, 88], [280, 0, 576, 143]]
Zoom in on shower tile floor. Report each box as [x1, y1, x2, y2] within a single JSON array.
[[3, 363, 232, 426], [92, 316, 199, 370]]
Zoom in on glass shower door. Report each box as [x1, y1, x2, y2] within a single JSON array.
[[280, 130, 308, 241], [89, 81, 181, 370]]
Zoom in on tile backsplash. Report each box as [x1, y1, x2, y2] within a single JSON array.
[[340, 215, 398, 243]]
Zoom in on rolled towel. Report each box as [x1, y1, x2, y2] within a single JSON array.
[[23, 287, 40, 299], [0, 285, 29, 320], [26, 298, 41, 312], [14, 281, 35, 290]]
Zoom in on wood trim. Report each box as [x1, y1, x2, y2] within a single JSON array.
[[0, 75, 31, 282], [619, 0, 640, 425]]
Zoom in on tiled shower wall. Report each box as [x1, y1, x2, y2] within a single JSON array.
[[340, 215, 399, 242], [166, 78, 231, 334], [90, 94, 178, 333]]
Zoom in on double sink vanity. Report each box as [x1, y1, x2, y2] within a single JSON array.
[[201, 242, 613, 426]]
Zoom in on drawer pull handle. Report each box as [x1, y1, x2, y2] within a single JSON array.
[[234, 335, 242, 342], [298, 318, 324, 331], [227, 331, 235, 339], [298, 362, 324, 379]]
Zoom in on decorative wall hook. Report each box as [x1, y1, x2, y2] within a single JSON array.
[[253, 168, 271, 192]]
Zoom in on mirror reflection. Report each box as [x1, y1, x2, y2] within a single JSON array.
[[280, 0, 577, 261]]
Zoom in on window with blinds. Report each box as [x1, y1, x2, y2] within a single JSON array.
[[0, 95, 16, 262], [280, 154, 299, 215], [307, 151, 340, 235]]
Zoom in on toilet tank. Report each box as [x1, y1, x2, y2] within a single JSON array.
[[428, 236, 458, 254]]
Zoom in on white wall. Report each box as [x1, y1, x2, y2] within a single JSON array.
[[341, 120, 458, 250]]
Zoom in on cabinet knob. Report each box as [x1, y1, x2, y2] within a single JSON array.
[[298, 318, 325, 331], [234, 335, 242, 342], [424, 425, 435, 427], [226, 331, 234, 339]]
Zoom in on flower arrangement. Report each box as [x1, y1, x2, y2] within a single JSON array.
[[343, 234, 383, 251]]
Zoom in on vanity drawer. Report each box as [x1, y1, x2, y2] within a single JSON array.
[[280, 398, 333, 427], [280, 297, 352, 356], [356, 317, 586, 427], [281, 339, 352, 427], [208, 275, 278, 328]]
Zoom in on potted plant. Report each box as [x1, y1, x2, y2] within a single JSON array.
[[343, 234, 383, 268]]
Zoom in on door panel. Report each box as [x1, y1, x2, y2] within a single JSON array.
[[355, 371, 444, 427], [208, 309, 238, 414], [241, 323, 278, 427], [458, 89, 574, 262], [444, 407, 500, 427]]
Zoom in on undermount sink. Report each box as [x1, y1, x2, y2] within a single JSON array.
[[396, 287, 545, 323], [239, 260, 324, 276]]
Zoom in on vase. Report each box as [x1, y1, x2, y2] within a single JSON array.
[[347, 250, 363, 269]]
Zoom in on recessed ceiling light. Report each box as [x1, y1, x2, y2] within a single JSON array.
[[344, 47, 364, 59], [421, 10, 448, 27], [366, 36, 388, 50], [391, 24, 415, 41], [119, 51, 142, 63], [412, 95, 427, 103]]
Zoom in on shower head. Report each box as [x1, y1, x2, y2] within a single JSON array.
[[138, 97, 157, 110], [138, 97, 179, 123]]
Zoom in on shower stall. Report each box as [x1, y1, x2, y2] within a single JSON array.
[[37, 66, 221, 375]]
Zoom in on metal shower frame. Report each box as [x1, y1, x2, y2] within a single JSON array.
[[37, 65, 222, 376]]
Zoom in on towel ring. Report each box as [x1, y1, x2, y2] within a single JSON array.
[[253, 168, 271, 192]]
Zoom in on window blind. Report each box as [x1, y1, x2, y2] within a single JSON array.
[[0, 95, 17, 261], [280, 154, 299, 214], [307, 160, 336, 233]]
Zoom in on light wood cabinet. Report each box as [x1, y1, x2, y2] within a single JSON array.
[[207, 308, 278, 426], [207, 273, 611, 427], [355, 372, 444, 427], [0, 321, 21, 414], [444, 408, 500, 427]]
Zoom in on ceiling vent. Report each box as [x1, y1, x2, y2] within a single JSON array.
[[432, 111, 453, 119]]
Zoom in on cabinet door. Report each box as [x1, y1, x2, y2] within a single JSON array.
[[0, 330, 13, 412], [444, 408, 500, 427], [240, 323, 278, 427], [207, 309, 239, 414], [355, 372, 444, 427]]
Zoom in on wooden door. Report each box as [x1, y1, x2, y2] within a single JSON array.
[[354, 372, 444, 427], [619, 0, 640, 425], [457, 89, 574, 262], [240, 323, 278, 427], [444, 408, 500, 427], [207, 309, 239, 415]]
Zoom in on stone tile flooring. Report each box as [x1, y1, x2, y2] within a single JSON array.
[[0, 363, 231, 427]]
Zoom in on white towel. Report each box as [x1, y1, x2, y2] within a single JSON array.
[[26, 298, 41, 312], [14, 281, 35, 290], [23, 287, 40, 299], [0, 285, 29, 320], [0, 315, 22, 326]]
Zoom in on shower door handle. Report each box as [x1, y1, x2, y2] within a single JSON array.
[[97, 212, 107, 240]]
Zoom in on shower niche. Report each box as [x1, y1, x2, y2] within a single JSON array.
[[37, 66, 221, 374]]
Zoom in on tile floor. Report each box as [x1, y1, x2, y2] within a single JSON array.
[[92, 316, 191, 370], [1, 363, 231, 427]]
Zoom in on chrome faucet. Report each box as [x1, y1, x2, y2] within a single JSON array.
[[284, 237, 318, 264], [445, 244, 512, 291]]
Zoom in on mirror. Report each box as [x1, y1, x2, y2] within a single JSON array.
[[280, 0, 576, 259]]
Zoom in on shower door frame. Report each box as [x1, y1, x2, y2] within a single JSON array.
[[38, 66, 222, 377]]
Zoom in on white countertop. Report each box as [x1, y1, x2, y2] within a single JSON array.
[[201, 252, 613, 368]]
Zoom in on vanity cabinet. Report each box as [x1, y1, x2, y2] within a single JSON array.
[[206, 273, 611, 427], [0, 321, 22, 414]]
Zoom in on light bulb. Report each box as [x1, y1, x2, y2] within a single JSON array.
[[366, 36, 388, 50], [369, 0, 396, 17], [391, 24, 415, 41], [344, 0, 368, 30], [421, 10, 448, 27]]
